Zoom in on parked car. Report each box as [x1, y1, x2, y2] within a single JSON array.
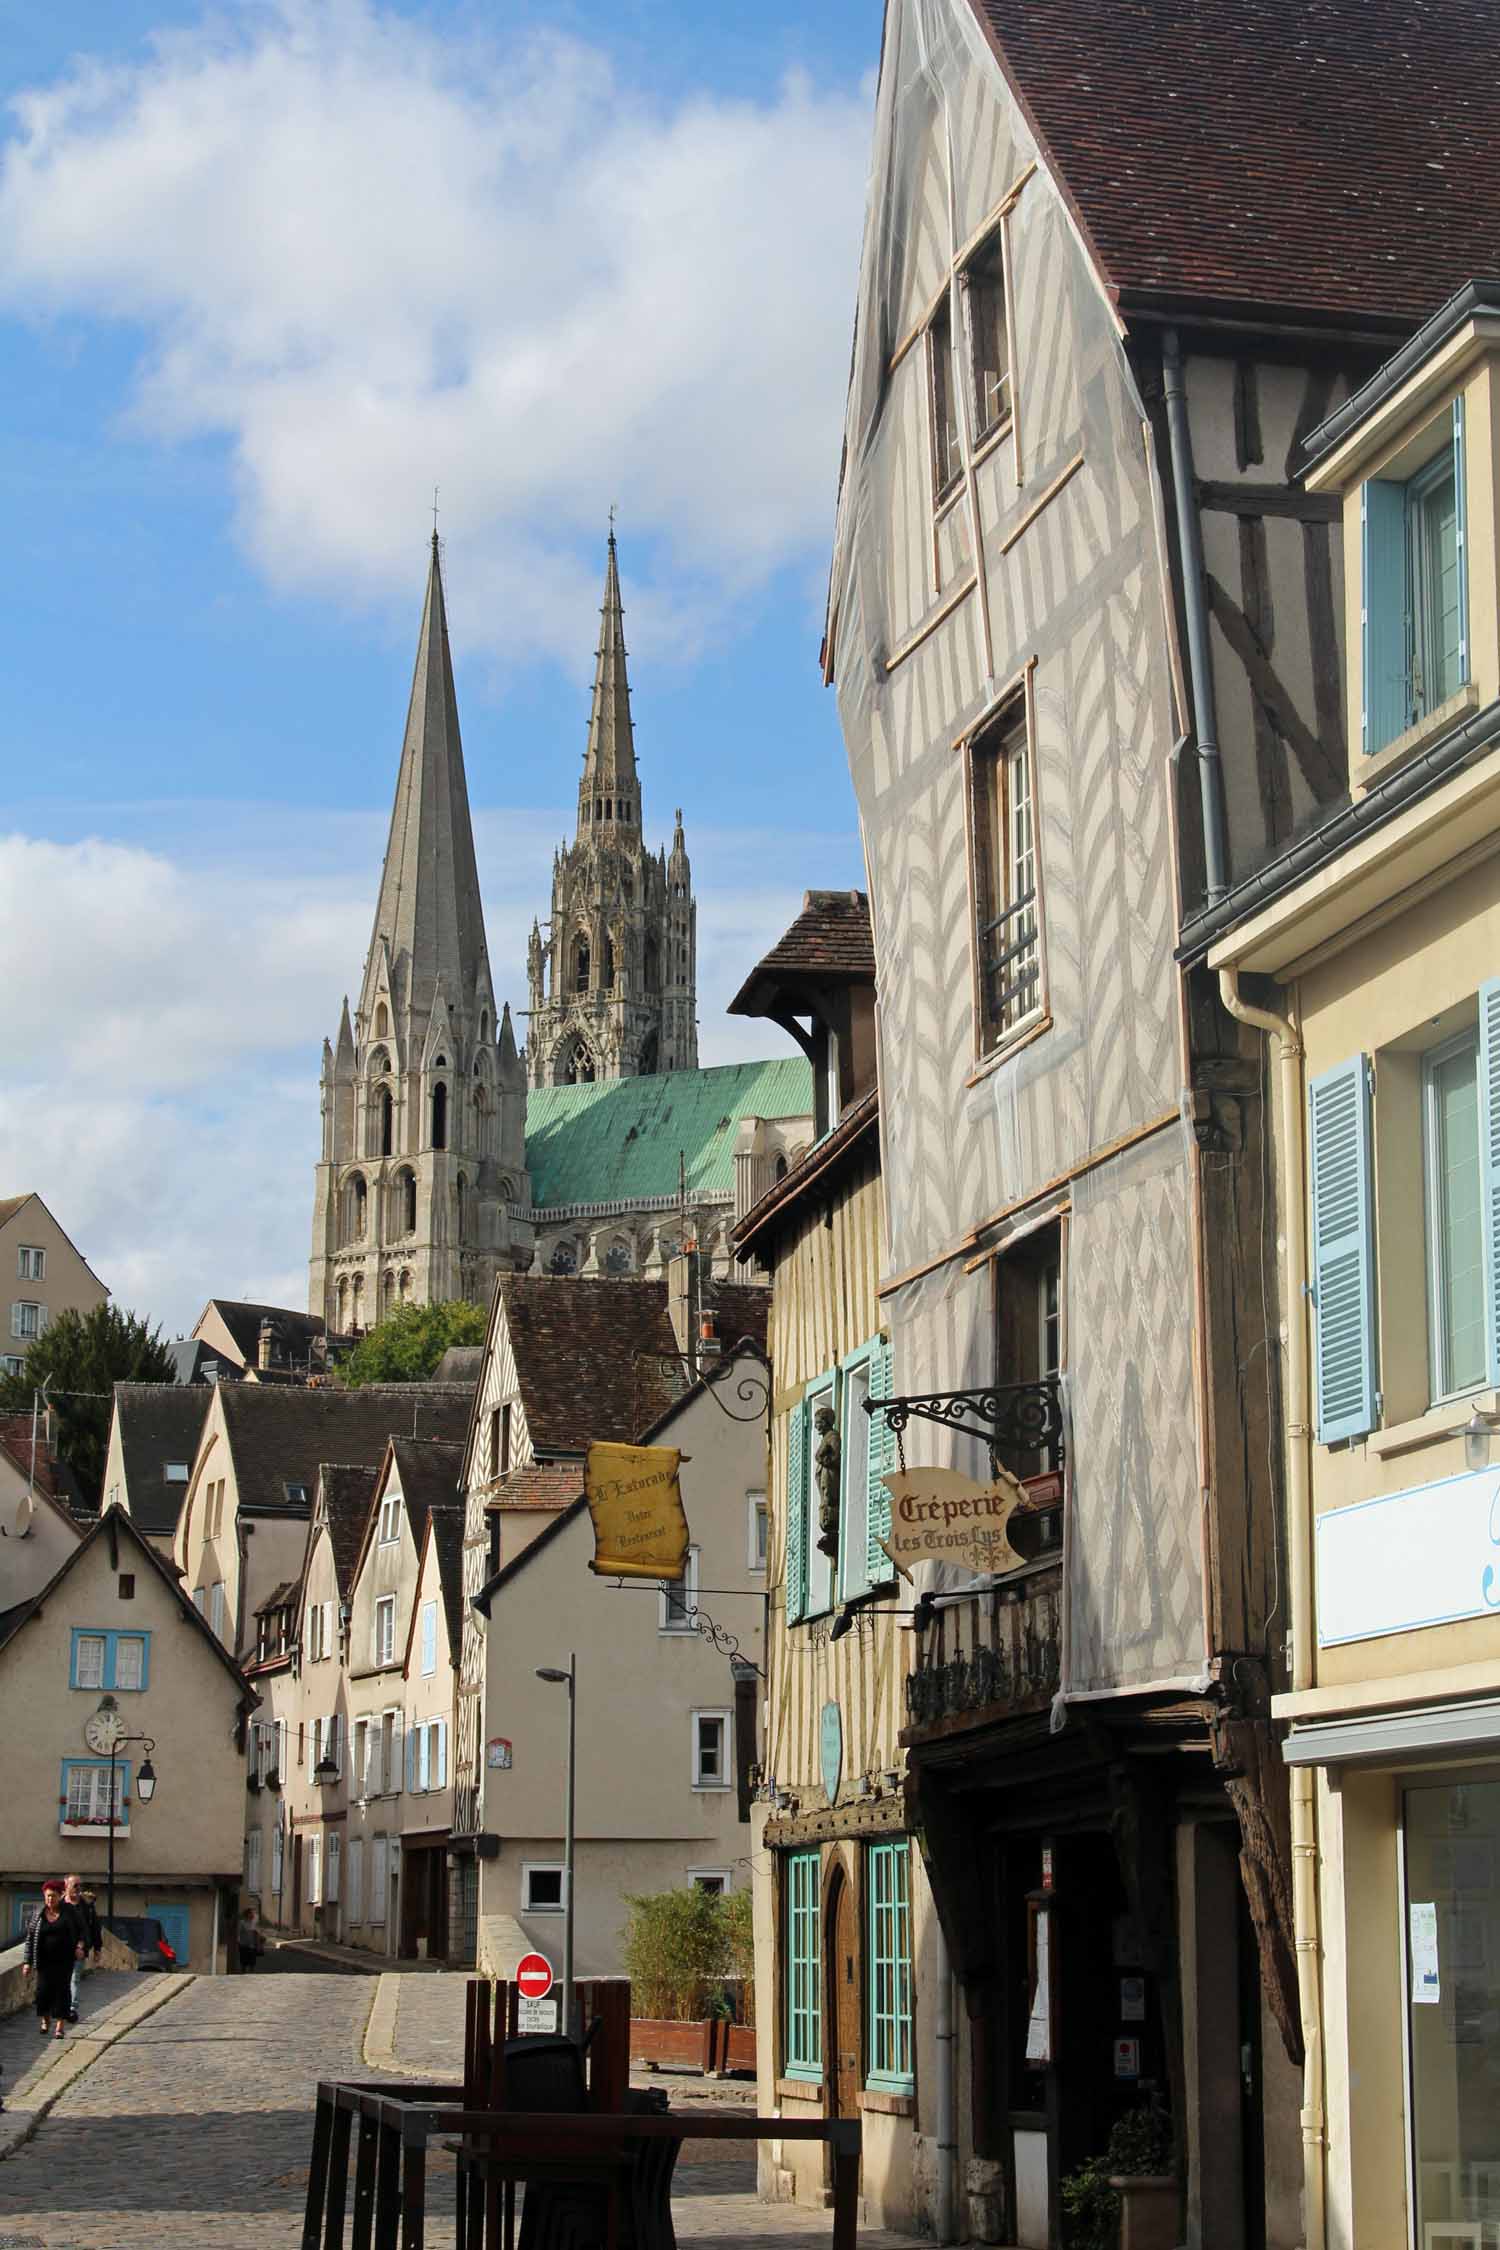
[[102, 1915, 177, 1970]]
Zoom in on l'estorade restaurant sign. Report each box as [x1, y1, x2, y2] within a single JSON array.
[[1316, 1466, 1500, 1646]]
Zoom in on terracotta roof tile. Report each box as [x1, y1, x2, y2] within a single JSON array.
[[484, 1463, 585, 1512], [728, 891, 873, 1017], [967, 0, 1500, 326]]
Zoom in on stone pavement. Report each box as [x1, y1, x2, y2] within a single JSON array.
[[0, 1972, 928, 2248]]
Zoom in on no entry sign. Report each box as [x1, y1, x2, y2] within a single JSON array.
[[516, 1952, 554, 2002]]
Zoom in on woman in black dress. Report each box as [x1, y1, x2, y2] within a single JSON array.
[[24, 1880, 83, 2038]]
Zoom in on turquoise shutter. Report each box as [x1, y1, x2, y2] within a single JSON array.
[[1362, 478, 1408, 754], [1309, 1056, 1377, 1441], [866, 1335, 896, 1583], [785, 1398, 809, 1623], [1479, 981, 1500, 1386], [1454, 396, 1470, 687]]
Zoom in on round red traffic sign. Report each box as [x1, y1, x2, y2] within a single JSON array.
[[516, 1952, 554, 2001]]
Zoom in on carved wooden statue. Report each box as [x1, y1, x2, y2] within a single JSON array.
[[814, 1404, 841, 1557]]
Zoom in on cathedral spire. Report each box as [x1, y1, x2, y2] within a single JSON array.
[[578, 527, 638, 824], [363, 534, 491, 1027]]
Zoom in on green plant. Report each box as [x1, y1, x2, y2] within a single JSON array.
[[337, 1299, 487, 1387], [1105, 2102, 1173, 2177], [1060, 2159, 1119, 2250], [0, 1303, 176, 1508], [723, 1888, 755, 2025], [622, 1887, 735, 2021]]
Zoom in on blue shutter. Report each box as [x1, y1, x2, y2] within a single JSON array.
[[1479, 981, 1500, 1386], [405, 1721, 417, 1793], [785, 1398, 809, 1623], [866, 1335, 896, 1583], [1453, 395, 1470, 688], [1309, 1056, 1377, 1441], [1362, 478, 1409, 754]]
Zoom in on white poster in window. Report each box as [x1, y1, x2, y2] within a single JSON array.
[[1025, 1912, 1052, 2063], [1410, 1901, 1441, 2004]]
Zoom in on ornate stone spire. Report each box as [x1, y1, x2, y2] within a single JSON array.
[[578, 528, 639, 828], [362, 534, 491, 1029]]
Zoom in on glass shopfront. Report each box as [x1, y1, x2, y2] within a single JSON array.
[[1404, 1772, 1500, 2241]]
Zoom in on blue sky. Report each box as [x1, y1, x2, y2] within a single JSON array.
[[0, 0, 879, 1329]]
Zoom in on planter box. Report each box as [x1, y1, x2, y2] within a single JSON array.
[[717, 2020, 757, 2075], [630, 2017, 717, 2073], [1110, 2174, 1176, 2250]]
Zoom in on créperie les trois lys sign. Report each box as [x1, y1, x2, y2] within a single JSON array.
[[880, 1465, 1027, 1578], [585, 1442, 690, 1580]]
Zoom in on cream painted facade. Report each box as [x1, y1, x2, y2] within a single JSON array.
[[0, 1508, 253, 1969], [175, 1384, 306, 1667], [472, 1378, 765, 1978], [1208, 290, 1500, 2250], [0, 1193, 107, 1378]]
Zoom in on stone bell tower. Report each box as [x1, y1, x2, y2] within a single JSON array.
[[526, 530, 698, 1087], [309, 536, 532, 1331]]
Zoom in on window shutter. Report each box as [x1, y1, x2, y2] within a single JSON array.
[[326, 1833, 341, 1905], [1361, 478, 1408, 755], [436, 1720, 448, 1788], [866, 1336, 896, 1583], [1479, 981, 1500, 1386], [785, 1397, 810, 1622], [330, 1713, 342, 1775], [276, 1719, 288, 1781], [1309, 1056, 1377, 1441], [1454, 395, 1470, 687], [397, 1713, 410, 1793]]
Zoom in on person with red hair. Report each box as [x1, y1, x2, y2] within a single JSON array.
[[22, 1880, 85, 2038]]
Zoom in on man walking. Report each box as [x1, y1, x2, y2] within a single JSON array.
[[62, 1874, 101, 2022]]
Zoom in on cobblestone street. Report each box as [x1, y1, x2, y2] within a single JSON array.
[[0, 1975, 926, 2250]]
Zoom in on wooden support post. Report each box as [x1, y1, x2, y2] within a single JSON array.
[[400, 2121, 427, 2250], [322, 2097, 354, 2250], [351, 2111, 380, 2250], [373, 2112, 402, 2250], [302, 2086, 334, 2250], [830, 2119, 862, 2250]]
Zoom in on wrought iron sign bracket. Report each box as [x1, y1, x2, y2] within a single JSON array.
[[865, 1380, 1065, 1463]]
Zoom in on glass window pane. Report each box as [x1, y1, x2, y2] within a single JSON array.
[[1404, 1776, 1500, 2234], [113, 1636, 145, 1690], [75, 1635, 105, 1689], [839, 1367, 871, 1602]]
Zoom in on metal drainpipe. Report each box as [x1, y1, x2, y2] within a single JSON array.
[[1163, 330, 1229, 903], [933, 1917, 958, 2243], [1217, 967, 1326, 2250]]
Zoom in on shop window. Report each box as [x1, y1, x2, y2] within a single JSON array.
[[866, 1839, 914, 2090], [966, 698, 1042, 1059], [1362, 398, 1468, 756], [783, 1850, 821, 2080], [1403, 1774, 1500, 2243]]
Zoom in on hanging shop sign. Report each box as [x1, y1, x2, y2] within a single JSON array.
[[880, 1466, 1027, 1578], [585, 1443, 689, 1580]]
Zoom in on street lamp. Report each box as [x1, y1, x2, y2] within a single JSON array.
[[535, 1655, 576, 2038], [84, 1697, 159, 1922]]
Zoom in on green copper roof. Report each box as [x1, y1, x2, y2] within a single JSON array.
[[525, 1057, 813, 1209]]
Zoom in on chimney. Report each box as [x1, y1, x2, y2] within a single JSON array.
[[258, 1319, 277, 1374], [666, 1248, 704, 1374], [698, 1309, 721, 1361]]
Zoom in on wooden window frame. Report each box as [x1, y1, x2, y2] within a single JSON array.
[[925, 298, 963, 511], [783, 1848, 822, 2081], [961, 227, 1012, 451], [962, 677, 1047, 1068], [865, 1838, 914, 2092]]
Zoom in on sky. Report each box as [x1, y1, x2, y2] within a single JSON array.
[[0, 0, 881, 1334]]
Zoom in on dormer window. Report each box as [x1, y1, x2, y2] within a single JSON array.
[[284, 1481, 310, 1506], [164, 1462, 189, 1484], [1361, 398, 1469, 755]]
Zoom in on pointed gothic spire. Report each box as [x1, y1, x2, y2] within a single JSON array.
[[498, 1002, 519, 1065], [335, 997, 356, 1077], [362, 534, 491, 1027], [579, 527, 638, 813]]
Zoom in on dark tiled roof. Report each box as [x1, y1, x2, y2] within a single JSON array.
[[497, 1276, 684, 1454], [0, 1195, 31, 1228], [733, 1088, 881, 1257], [389, 1437, 464, 1533], [706, 1282, 770, 1360], [315, 1462, 382, 1598], [166, 1339, 239, 1387], [254, 1578, 298, 1618], [967, 0, 1500, 326], [109, 1385, 213, 1535], [484, 1463, 585, 1512], [218, 1383, 472, 1518], [426, 1506, 466, 1656], [728, 891, 873, 1017], [198, 1299, 327, 1371]]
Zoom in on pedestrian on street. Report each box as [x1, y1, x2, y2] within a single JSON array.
[[23, 1880, 85, 2039], [63, 1874, 102, 2021], [237, 1903, 263, 1972]]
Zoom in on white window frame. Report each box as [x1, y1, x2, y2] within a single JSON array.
[[74, 1634, 106, 1690], [326, 1831, 342, 1906], [306, 1834, 322, 1907], [210, 1582, 227, 1643], [966, 694, 1044, 1064], [17, 1245, 44, 1280], [691, 1708, 731, 1791], [747, 1492, 768, 1574], [245, 1827, 263, 1894], [369, 1837, 388, 1925], [346, 1837, 364, 1924], [522, 1861, 567, 1914], [420, 1598, 438, 1677], [11, 1301, 43, 1340], [377, 1492, 402, 1545], [689, 1868, 731, 1895], [1422, 1028, 1487, 1405], [374, 1595, 396, 1668], [659, 1545, 700, 1634]]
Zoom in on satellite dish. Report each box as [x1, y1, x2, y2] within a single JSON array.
[[14, 1490, 35, 1538]]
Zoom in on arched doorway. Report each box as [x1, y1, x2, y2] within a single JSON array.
[[824, 1861, 860, 2121]]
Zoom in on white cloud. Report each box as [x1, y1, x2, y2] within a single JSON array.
[[0, 1, 870, 665], [0, 811, 856, 1332]]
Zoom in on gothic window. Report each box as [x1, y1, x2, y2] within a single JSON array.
[[352, 1274, 365, 1329], [431, 1082, 448, 1150], [473, 1088, 490, 1155], [399, 1269, 413, 1300], [605, 1239, 631, 1274], [376, 1085, 394, 1158], [337, 1277, 350, 1330], [549, 1239, 578, 1276], [392, 1169, 416, 1235], [639, 1028, 659, 1077], [572, 935, 591, 993], [775, 1154, 789, 1183], [603, 935, 616, 988], [558, 1037, 596, 1087], [500, 1176, 515, 1205], [479, 1009, 489, 1044], [381, 1269, 396, 1308], [455, 1174, 468, 1237], [374, 1004, 389, 1039], [344, 1174, 368, 1244], [644, 933, 661, 994]]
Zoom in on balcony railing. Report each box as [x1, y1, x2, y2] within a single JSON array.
[[903, 1540, 1062, 1737]]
